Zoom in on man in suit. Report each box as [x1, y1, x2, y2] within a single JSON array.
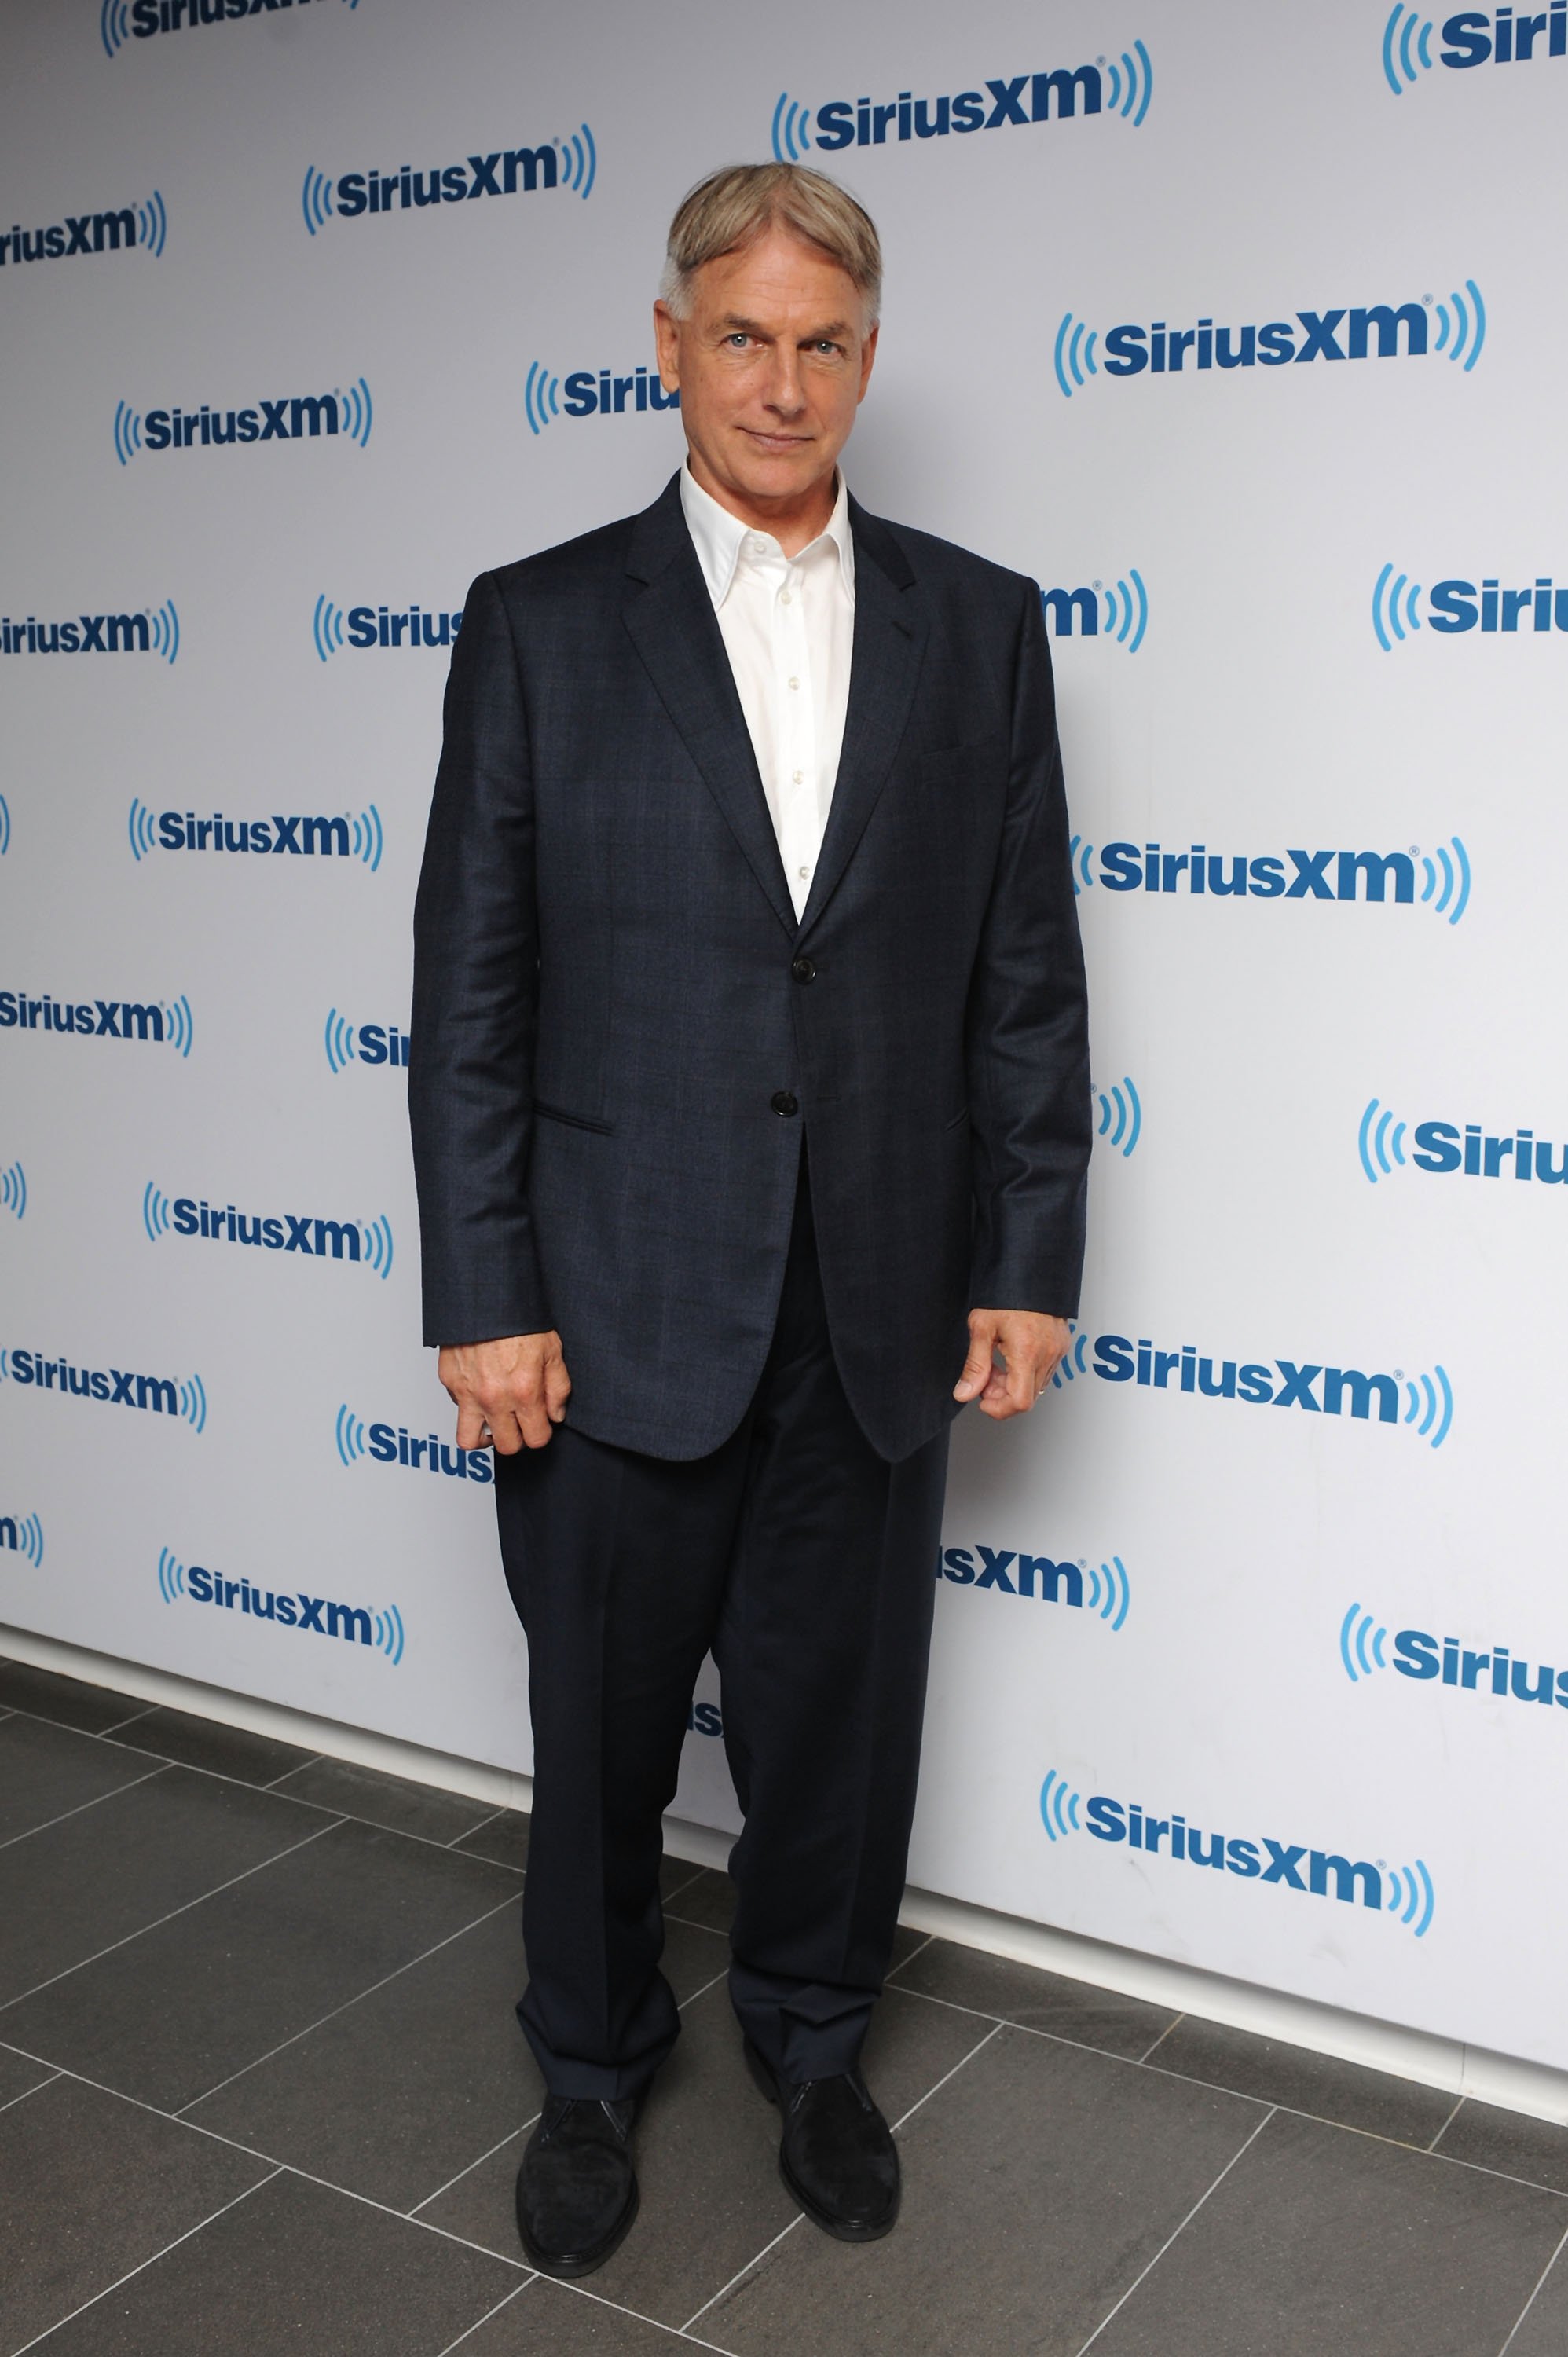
[[410, 162, 1089, 2277]]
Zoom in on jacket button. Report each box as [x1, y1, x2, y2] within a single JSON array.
[[770, 1091, 799, 1118], [790, 956, 816, 984]]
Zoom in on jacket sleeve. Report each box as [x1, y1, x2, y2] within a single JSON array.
[[408, 570, 550, 1347], [964, 580, 1091, 1317]]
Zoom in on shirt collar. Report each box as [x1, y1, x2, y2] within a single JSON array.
[[680, 461, 855, 608]]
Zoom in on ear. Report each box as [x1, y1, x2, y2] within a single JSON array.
[[857, 320, 880, 402], [654, 299, 681, 392]]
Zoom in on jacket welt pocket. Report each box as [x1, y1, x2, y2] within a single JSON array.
[[532, 1101, 615, 1136]]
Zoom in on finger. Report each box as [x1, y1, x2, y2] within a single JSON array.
[[516, 1395, 556, 1450], [485, 1403, 527, 1455], [453, 1398, 491, 1450], [543, 1352, 573, 1424], [953, 1324, 998, 1401]]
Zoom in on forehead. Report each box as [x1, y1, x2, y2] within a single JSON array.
[[693, 223, 864, 321]]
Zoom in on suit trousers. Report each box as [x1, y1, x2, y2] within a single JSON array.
[[493, 1156, 951, 2100]]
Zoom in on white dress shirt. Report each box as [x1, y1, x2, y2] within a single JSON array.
[[680, 462, 855, 921]]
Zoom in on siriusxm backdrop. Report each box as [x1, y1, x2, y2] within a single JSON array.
[[2, 0, 1563, 2072]]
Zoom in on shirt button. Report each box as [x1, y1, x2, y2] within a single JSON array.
[[792, 769, 804, 784], [797, 864, 811, 881], [771, 1090, 800, 1118], [787, 676, 800, 691], [791, 956, 816, 984], [779, 591, 792, 606]]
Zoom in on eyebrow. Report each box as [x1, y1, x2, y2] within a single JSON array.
[[717, 314, 853, 341]]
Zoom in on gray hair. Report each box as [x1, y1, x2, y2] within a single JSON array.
[[660, 163, 882, 325]]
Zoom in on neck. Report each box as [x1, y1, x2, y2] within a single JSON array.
[[684, 449, 837, 557]]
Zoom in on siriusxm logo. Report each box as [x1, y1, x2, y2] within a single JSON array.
[[113, 381, 371, 462], [1053, 284, 1485, 398], [523, 361, 680, 435], [1, 1348, 207, 1430], [1383, 3, 1566, 90], [102, 0, 358, 58], [1, 991, 194, 1054], [1094, 1078, 1141, 1159], [0, 1512, 44, 1567], [687, 1702, 724, 1739], [156, 1548, 405, 1665], [1041, 574, 1148, 653], [1039, 1769, 1435, 1937], [1069, 834, 1471, 925], [2, 604, 179, 662], [335, 1404, 493, 1484], [143, 1186, 394, 1277], [128, 799, 383, 870], [1052, 1328, 1455, 1448], [2, 191, 167, 271], [1359, 1100, 1568, 1186], [1373, 565, 1568, 648], [301, 126, 595, 235], [1, 1161, 26, 1219], [323, 1009, 409, 1073], [939, 1545, 1130, 1629], [313, 599, 461, 659], [770, 44, 1152, 162], [0, 794, 9, 854], [1343, 1601, 1568, 1713]]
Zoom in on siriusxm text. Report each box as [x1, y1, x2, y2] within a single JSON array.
[[1096, 844, 1417, 900], [1410, 1122, 1568, 1182], [183, 1567, 385, 1643], [345, 606, 463, 648], [367, 1424, 493, 1483], [155, 812, 360, 856], [1103, 302, 1440, 375], [5, 614, 156, 656], [560, 368, 680, 416], [332, 148, 558, 217], [1429, 579, 1568, 632], [815, 63, 1108, 148], [2, 994, 169, 1041], [168, 1200, 365, 1257], [6, 1351, 180, 1413], [1438, 6, 1568, 65], [1094, 1337, 1400, 1421], [140, 397, 349, 449], [939, 1548, 1088, 1600], [129, 0, 337, 36], [1394, 1628, 1568, 1708], [2, 209, 138, 268], [1088, 1794, 1392, 1911]]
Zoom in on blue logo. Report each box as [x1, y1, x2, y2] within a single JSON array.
[[313, 597, 461, 660], [1053, 285, 1484, 397], [940, 1545, 1130, 1629], [1358, 1100, 1568, 1186], [1041, 574, 1148, 651], [1383, 4, 1566, 90], [103, 0, 360, 59], [1040, 1768, 1435, 1936], [1375, 565, 1568, 647], [523, 360, 679, 435], [302, 126, 595, 236], [771, 46, 1151, 162], [1342, 1600, 1568, 1714], [1070, 834, 1471, 922], [0, 1512, 44, 1567], [1051, 1327, 1455, 1447], [2, 603, 179, 662], [1094, 1077, 1141, 1160], [2, 1348, 206, 1430], [0, 990, 193, 1054], [115, 380, 372, 460], [142, 1186, 394, 1277], [157, 1545, 405, 1663], [335, 1403, 493, 1484], [2, 192, 167, 271], [0, 795, 9, 855], [1, 1161, 26, 1219], [128, 797, 383, 869], [323, 1008, 409, 1074], [687, 1701, 724, 1739]]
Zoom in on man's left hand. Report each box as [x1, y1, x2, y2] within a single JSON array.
[[953, 1310, 1072, 1420]]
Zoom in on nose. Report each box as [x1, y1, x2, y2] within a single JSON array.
[[760, 345, 807, 418]]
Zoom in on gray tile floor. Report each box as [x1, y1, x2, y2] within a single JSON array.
[[2, 1657, 1566, 2356]]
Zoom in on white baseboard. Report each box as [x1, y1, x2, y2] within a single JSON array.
[[5, 1620, 1566, 2129]]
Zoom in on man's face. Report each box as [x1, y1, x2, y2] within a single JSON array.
[[654, 222, 877, 520]]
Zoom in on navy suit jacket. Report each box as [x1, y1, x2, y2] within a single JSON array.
[[409, 472, 1090, 1462]]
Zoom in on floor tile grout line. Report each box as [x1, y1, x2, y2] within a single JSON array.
[[262, 1753, 323, 1789], [1428, 2090, 1467, 2150], [93, 1703, 163, 1735], [0, 1816, 343, 2016], [680, 2214, 806, 2336], [445, 1802, 511, 1847], [555, 2273, 744, 2354], [173, 1888, 526, 2117], [1072, 2106, 1278, 2357], [882, 1930, 935, 1983], [1136, 2011, 1185, 2065], [0, 1761, 171, 1853], [1497, 2216, 1568, 2356], [267, 2158, 533, 2271], [0, 2066, 60, 2117], [432, 2278, 537, 2355], [661, 1860, 711, 1904], [5, 2164, 285, 2357]]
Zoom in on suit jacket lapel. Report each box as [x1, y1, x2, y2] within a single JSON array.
[[797, 500, 924, 937], [621, 476, 796, 937]]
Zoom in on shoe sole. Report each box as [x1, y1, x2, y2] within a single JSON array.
[[742, 2040, 900, 2245], [516, 2178, 640, 2278]]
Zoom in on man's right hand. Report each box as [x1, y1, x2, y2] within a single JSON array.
[[438, 1332, 571, 1454]]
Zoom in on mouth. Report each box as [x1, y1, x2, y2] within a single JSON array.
[[738, 428, 814, 455]]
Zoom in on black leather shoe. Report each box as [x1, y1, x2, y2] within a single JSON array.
[[744, 2036, 900, 2242], [515, 2095, 640, 2276]]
